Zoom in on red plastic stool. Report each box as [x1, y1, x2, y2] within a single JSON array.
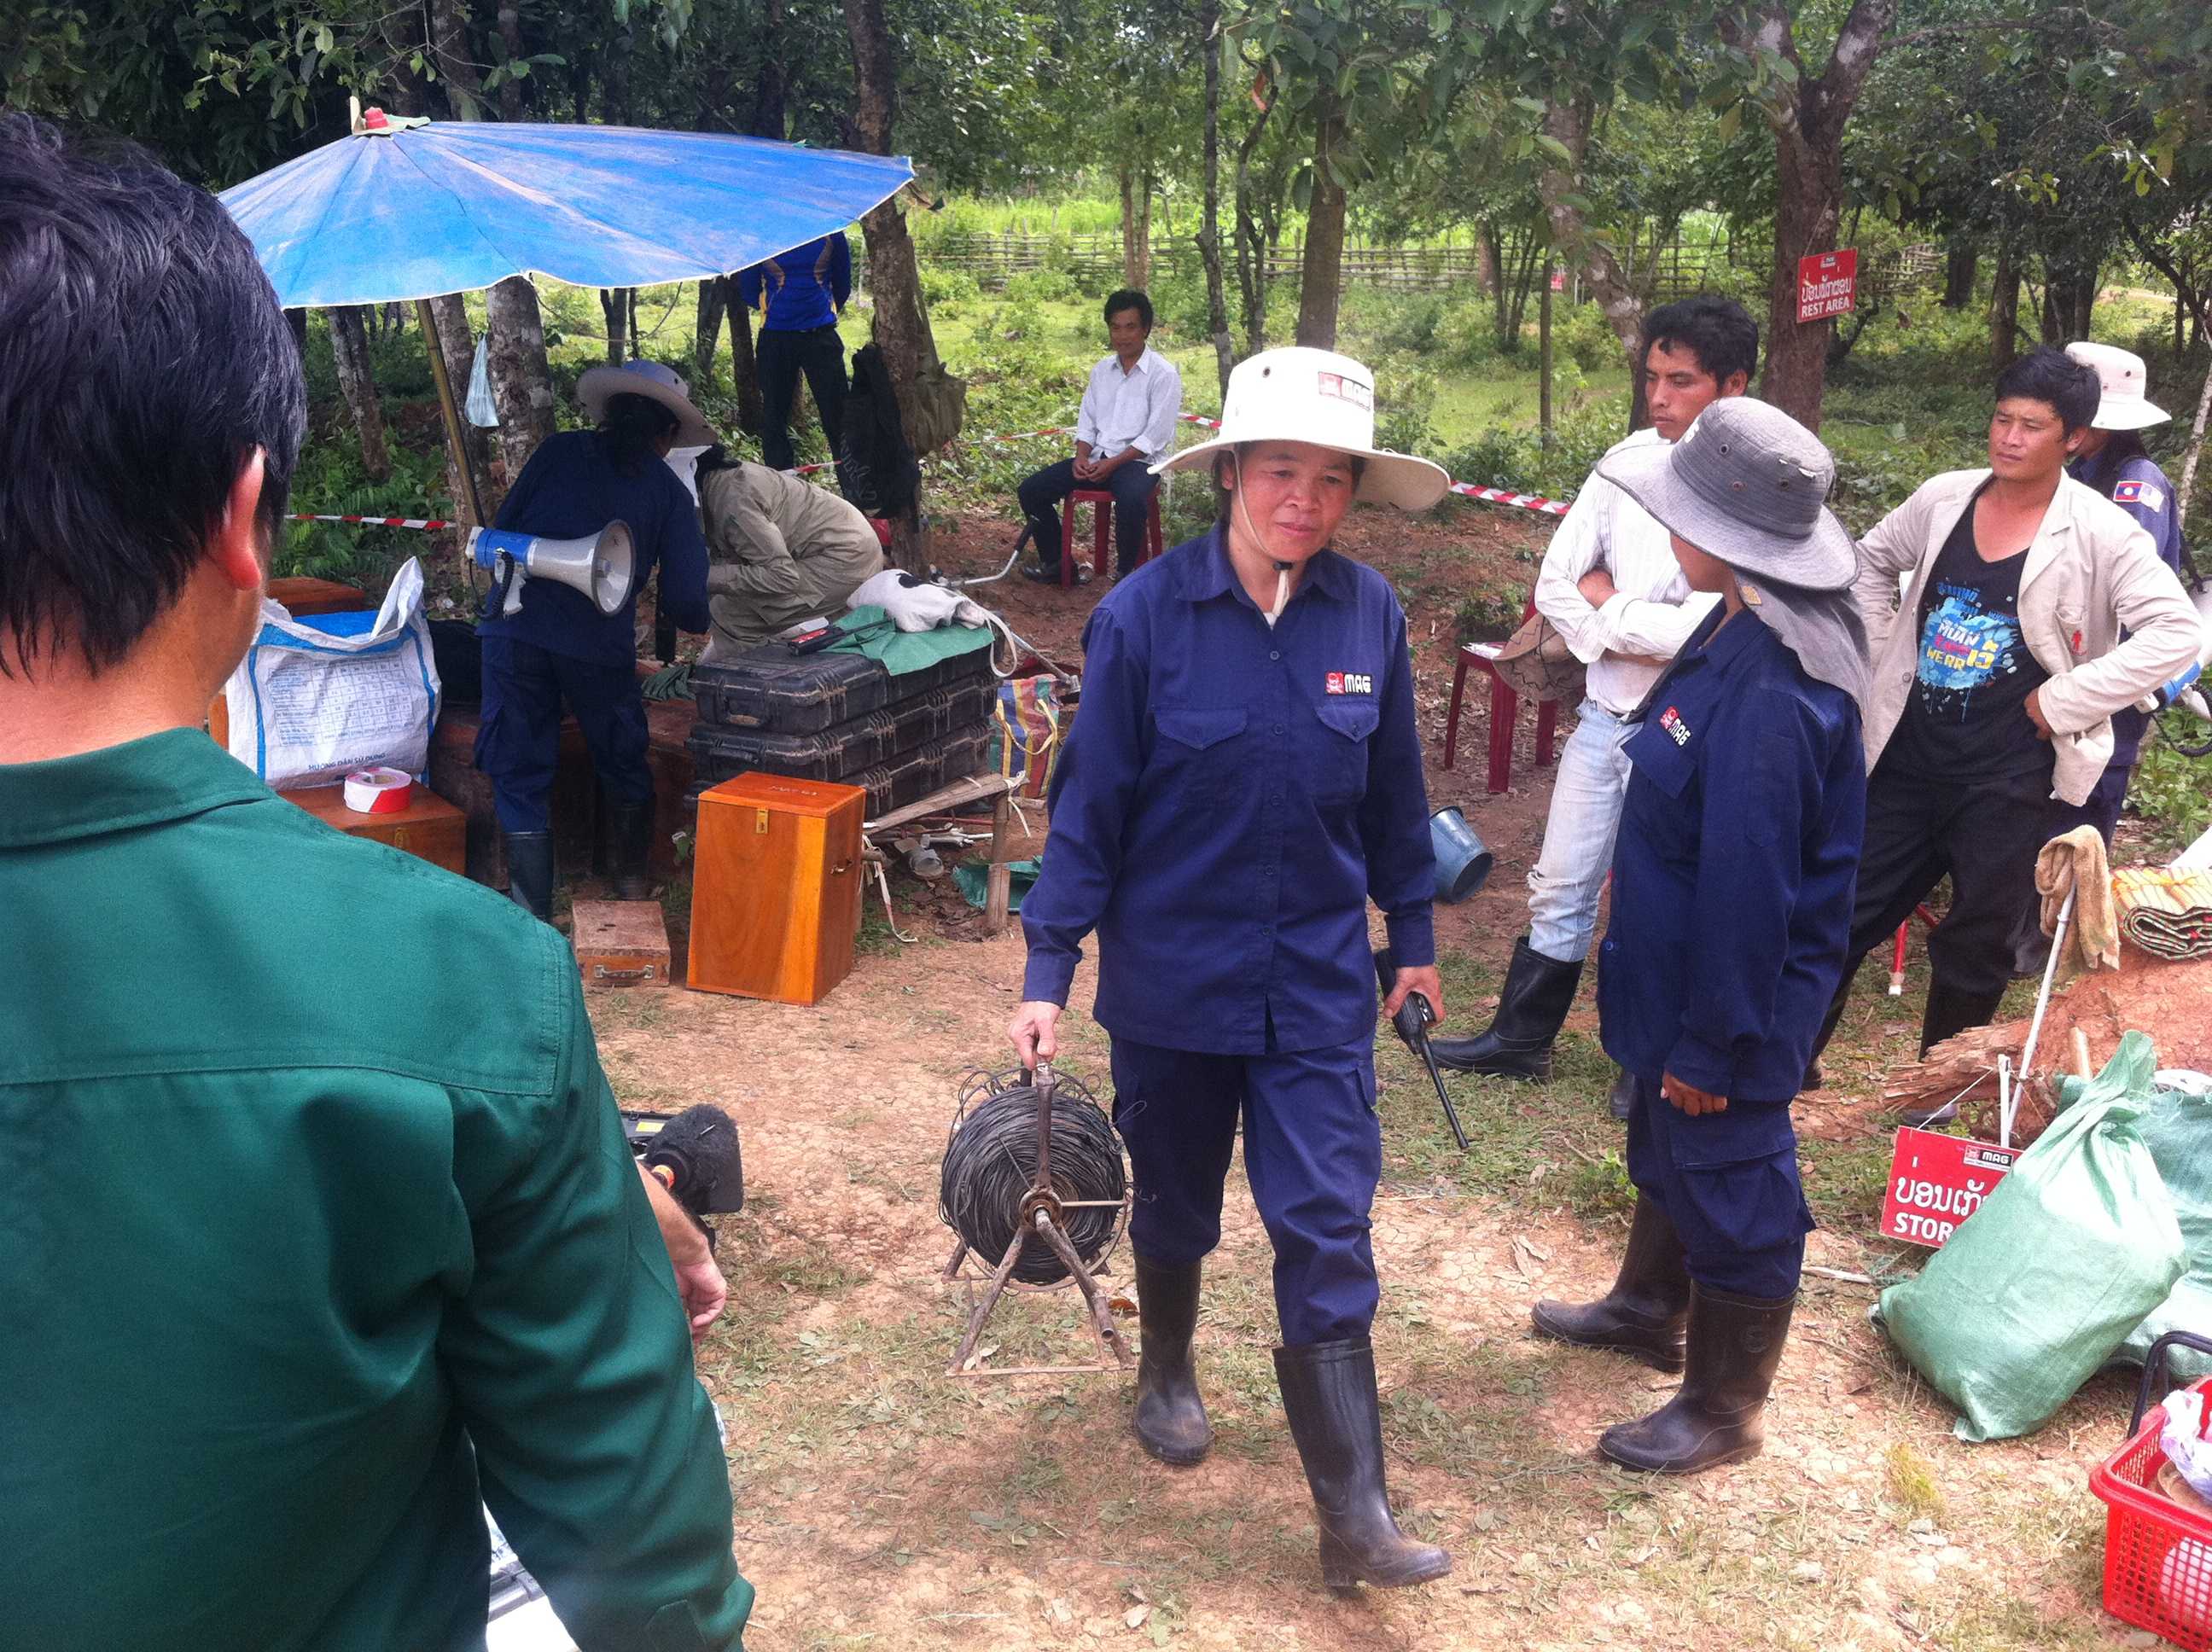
[[1064, 488, 1166, 586], [1443, 601, 1560, 795], [866, 517, 893, 549], [1888, 903, 1944, 993]]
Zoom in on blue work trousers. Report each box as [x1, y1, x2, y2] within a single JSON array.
[[475, 635, 654, 835], [1018, 457, 1158, 576], [1623, 1073, 1813, 1299], [1109, 1034, 1382, 1346]]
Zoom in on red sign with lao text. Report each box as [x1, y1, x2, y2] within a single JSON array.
[[1880, 1126, 2018, 1248], [1797, 248, 1859, 323]]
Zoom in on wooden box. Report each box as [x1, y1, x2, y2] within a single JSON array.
[[281, 783, 467, 874], [688, 771, 865, 1005], [572, 899, 672, 988]]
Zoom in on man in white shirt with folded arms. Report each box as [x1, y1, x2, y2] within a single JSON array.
[[1431, 297, 1758, 1119], [1019, 287, 1184, 583]]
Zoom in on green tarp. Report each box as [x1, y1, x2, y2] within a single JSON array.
[[829, 606, 994, 678]]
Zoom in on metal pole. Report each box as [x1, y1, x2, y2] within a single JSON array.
[[416, 297, 487, 536]]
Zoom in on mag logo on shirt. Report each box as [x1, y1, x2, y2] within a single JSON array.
[[1325, 672, 1374, 695]]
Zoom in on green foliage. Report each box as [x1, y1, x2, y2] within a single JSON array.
[[276, 441, 451, 592], [1441, 404, 1616, 504], [1564, 1149, 1636, 1220], [1453, 590, 1523, 645], [1550, 304, 1624, 375], [1004, 267, 1080, 307], [918, 265, 982, 315], [2129, 740, 2212, 853]]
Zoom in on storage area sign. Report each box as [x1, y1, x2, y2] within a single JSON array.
[[1797, 248, 1859, 323], [1879, 1126, 2018, 1249]]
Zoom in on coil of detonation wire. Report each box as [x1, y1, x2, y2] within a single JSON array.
[[939, 1067, 1128, 1287]]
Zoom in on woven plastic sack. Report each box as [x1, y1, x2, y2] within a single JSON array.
[[2080, 1067, 2212, 1381], [1877, 1032, 2186, 1442], [987, 677, 1062, 801]]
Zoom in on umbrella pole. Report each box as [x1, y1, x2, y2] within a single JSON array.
[[416, 298, 487, 538]]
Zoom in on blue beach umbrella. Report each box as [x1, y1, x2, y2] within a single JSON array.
[[219, 110, 914, 523]]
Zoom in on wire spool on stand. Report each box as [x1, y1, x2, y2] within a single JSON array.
[[938, 1062, 1133, 1377]]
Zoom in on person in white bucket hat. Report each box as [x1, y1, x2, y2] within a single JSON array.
[[2062, 340, 2190, 842], [1008, 347, 1454, 1591]]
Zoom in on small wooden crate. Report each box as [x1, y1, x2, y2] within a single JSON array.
[[281, 782, 466, 874], [689, 772, 864, 1005], [571, 899, 672, 988]]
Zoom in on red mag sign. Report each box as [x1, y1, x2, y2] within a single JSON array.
[[1797, 248, 1858, 323], [1880, 1126, 2018, 1248]]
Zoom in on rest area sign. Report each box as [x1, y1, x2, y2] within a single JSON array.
[[1797, 248, 1858, 323]]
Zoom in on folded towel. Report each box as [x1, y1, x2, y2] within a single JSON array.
[[2112, 864, 2212, 961]]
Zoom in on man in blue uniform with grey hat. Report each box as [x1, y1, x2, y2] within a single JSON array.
[[1529, 398, 1869, 1476], [1010, 346, 1455, 1590]]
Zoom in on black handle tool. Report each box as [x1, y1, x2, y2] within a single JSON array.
[[1374, 947, 1469, 1152]]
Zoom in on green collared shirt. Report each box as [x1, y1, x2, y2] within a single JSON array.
[[0, 730, 751, 1651]]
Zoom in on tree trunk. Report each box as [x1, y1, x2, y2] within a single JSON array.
[[496, 0, 524, 119], [329, 305, 392, 480], [1736, 0, 1898, 432], [1989, 240, 2021, 372], [1536, 95, 1647, 430], [1120, 164, 1144, 288], [602, 288, 631, 364], [845, 0, 937, 569], [727, 296, 765, 436], [695, 277, 728, 382], [753, 0, 789, 140], [1232, 80, 1277, 358], [486, 276, 558, 490], [1196, 0, 1232, 398], [1295, 88, 1347, 350], [1943, 236, 1978, 309], [1476, 224, 1498, 296]]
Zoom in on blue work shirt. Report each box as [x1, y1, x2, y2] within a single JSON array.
[[2072, 449, 2186, 575], [1021, 526, 1435, 1056], [737, 235, 852, 334], [478, 429, 711, 668], [1598, 605, 1866, 1102]]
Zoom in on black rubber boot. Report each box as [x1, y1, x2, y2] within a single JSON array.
[[1274, 1340, 1452, 1591], [1428, 936, 1581, 1079], [1531, 1193, 1691, 1371], [1132, 1254, 1212, 1465], [1598, 1284, 1795, 1475], [1899, 979, 2009, 1125], [503, 830, 555, 923], [1606, 1066, 1636, 1121], [608, 800, 657, 900]]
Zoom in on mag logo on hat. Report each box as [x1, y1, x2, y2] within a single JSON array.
[[1315, 370, 1373, 411]]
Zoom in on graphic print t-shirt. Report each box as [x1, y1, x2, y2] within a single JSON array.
[[1886, 491, 2052, 783]]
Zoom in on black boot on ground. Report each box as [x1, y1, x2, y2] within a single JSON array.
[[1428, 936, 1582, 1079], [1899, 980, 2010, 1125], [503, 830, 556, 923], [1597, 1284, 1795, 1475], [1605, 1066, 1636, 1120], [608, 800, 657, 900], [1132, 1254, 1212, 1465], [1530, 1193, 1691, 1371], [1274, 1340, 1452, 1591]]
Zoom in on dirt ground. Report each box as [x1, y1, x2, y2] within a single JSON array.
[[592, 507, 2161, 1651]]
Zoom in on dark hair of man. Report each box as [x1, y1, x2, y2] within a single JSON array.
[[0, 113, 306, 678], [1995, 346, 2102, 433], [600, 393, 681, 477], [1209, 443, 1367, 521], [1104, 288, 1154, 331], [1639, 296, 1760, 388]]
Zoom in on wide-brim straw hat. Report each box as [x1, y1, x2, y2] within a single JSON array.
[[1597, 398, 1857, 592], [2066, 340, 2170, 431], [1154, 347, 1450, 510], [578, 358, 719, 448]]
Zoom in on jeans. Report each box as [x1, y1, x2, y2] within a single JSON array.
[[1016, 456, 1159, 575], [1526, 700, 1638, 963], [757, 323, 848, 473]]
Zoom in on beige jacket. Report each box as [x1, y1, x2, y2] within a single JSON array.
[[1855, 468, 2201, 805], [698, 462, 888, 663]]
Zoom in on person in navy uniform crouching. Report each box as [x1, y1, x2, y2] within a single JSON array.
[[1010, 348, 1453, 1589], [1535, 398, 1870, 1475]]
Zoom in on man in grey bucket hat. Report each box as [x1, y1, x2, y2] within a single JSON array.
[[1525, 398, 1869, 1475]]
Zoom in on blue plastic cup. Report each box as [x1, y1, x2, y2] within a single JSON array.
[[1430, 805, 1494, 905]]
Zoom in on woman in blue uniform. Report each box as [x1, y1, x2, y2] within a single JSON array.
[[1533, 399, 1869, 1475], [1010, 349, 1452, 1591], [474, 360, 714, 919], [2064, 341, 2194, 842]]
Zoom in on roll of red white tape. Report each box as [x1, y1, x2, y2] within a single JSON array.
[[342, 765, 415, 815]]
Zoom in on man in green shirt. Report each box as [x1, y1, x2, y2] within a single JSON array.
[[0, 116, 753, 1650]]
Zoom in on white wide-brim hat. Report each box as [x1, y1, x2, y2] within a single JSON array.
[[2065, 340, 2169, 431], [578, 358, 719, 448], [1154, 347, 1450, 510]]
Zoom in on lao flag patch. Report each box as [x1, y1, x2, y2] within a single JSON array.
[[2115, 479, 2165, 513]]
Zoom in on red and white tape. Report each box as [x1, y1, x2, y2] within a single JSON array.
[[300, 415, 1574, 526]]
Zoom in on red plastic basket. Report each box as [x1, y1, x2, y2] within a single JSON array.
[[2093, 1333, 2212, 1649]]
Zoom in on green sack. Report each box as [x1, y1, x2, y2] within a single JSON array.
[[2085, 1067, 2212, 1380], [1876, 1032, 2186, 1442], [952, 856, 1040, 914]]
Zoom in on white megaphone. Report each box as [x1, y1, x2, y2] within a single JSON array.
[[468, 522, 634, 618]]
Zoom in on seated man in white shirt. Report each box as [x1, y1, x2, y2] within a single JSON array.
[[1018, 288, 1185, 582], [1430, 298, 1758, 1120]]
